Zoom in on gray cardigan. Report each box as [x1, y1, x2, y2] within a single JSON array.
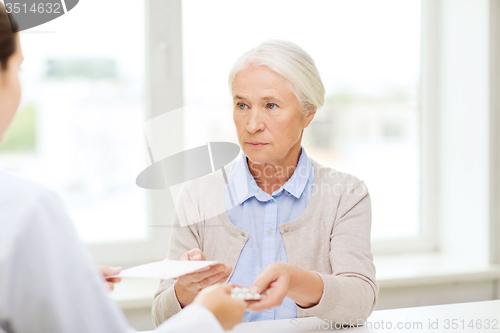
[[152, 159, 379, 326]]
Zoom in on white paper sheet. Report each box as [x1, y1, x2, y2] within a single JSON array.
[[111, 260, 220, 280]]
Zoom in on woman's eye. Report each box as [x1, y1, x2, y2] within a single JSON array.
[[267, 103, 277, 109]]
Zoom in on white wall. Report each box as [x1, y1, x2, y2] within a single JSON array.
[[438, 0, 491, 263]]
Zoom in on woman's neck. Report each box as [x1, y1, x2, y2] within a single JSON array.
[[247, 142, 302, 195]]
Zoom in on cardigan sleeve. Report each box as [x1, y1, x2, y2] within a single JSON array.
[[152, 186, 203, 327], [299, 181, 379, 325]]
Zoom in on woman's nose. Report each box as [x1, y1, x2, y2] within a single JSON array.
[[246, 110, 265, 133]]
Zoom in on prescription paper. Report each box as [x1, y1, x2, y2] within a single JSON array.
[[112, 260, 219, 280]]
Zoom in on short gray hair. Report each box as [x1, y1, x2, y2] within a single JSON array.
[[228, 39, 325, 113]]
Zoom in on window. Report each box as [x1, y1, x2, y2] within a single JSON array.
[[0, 0, 148, 244], [181, 0, 422, 250], [3, 0, 494, 270], [1, 0, 432, 262]]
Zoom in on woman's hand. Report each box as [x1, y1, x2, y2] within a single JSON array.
[[96, 266, 122, 292], [246, 262, 324, 312], [193, 284, 246, 331], [174, 248, 232, 308], [245, 262, 291, 311]]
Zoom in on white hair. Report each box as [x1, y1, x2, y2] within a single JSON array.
[[228, 39, 325, 113]]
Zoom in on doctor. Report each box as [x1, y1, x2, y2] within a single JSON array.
[[0, 5, 245, 333]]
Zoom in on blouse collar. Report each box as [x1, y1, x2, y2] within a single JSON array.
[[228, 147, 313, 204]]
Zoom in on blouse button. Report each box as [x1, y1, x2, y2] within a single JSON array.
[[270, 199, 274, 203], [267, 229, 273, 235]]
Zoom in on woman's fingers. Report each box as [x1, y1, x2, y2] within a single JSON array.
[[245, 291, 281, 312], [179, 264, 230, 291], [179, 248, 206, 261], [198, 267, 231, 288], [247, 282, 288, 311], [213, 265, 232, 284], [249, 268, 278, 294], [177, 250, 232, 291], [187, 248, 206, 260], [193, 263, 225, 281], [211, 275, 230, 286], [245, 263, 290, 311]]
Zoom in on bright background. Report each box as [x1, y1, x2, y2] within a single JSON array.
[[0, 0, 147, 243]]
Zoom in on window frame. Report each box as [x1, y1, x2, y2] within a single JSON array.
[[371, 0, 440, 255], [87, 0, 184, 267], [91, 0, 500, 264], [489, 0, 500, 266], [140, 0, 434, 258]]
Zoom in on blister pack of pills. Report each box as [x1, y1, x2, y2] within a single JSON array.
[[231, 287, 262, 301]]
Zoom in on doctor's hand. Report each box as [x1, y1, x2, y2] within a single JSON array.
[[174, 248, 232, 308], [194, 284, 245, 331], [96, 266, 122, 292]]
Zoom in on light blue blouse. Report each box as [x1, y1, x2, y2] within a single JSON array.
[[225, 147, 315, 322]]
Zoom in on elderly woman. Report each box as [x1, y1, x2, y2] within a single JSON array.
[[153, 40, 378, 325]]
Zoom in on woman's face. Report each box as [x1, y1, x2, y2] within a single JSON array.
[[0, 34, 23, 142], [232, 66, 315, 165]]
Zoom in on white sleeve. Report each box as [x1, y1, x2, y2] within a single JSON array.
[[156, 304, 224, 333], [5, 191, 135, 333], [5, 190, 225, 333]]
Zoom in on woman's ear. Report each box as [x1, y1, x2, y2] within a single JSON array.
[[302, 106, 316, 129]]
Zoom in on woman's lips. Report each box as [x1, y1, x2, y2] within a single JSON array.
[[247, 142, 268, 148]]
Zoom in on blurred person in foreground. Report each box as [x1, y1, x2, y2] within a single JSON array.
[[0, 4, 245, 333]]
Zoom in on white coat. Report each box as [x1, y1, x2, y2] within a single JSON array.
[[0, 170, 223, 333]]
